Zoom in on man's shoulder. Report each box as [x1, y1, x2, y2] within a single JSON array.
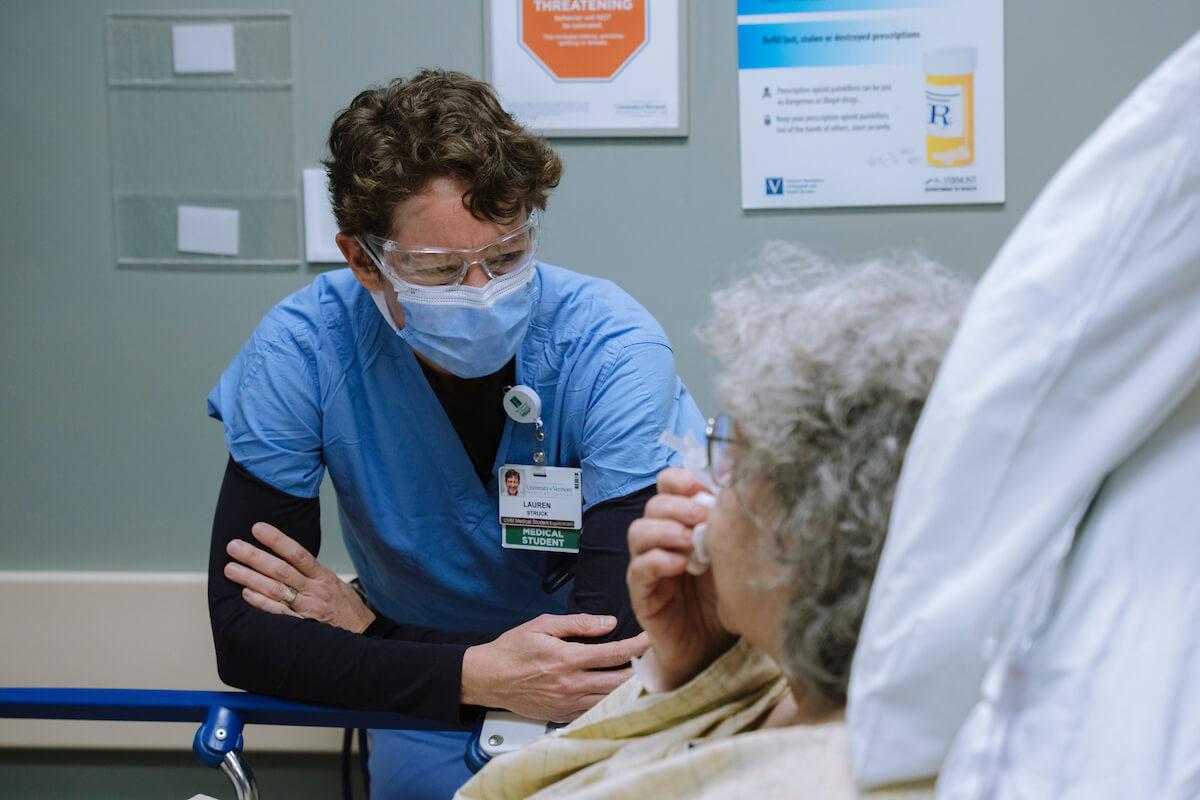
[[255, 269, 373, 351], [534, 262, 670, 349]]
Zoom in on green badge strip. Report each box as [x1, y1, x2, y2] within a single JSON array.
[[503, 525, 581, 552]]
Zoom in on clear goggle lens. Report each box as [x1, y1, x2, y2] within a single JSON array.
[[367, 212, 540, 288]]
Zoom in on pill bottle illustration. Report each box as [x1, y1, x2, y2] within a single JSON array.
[[924, 47, 977, 167]]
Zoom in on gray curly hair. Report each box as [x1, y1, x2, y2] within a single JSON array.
[[700, 242, 967, 706]]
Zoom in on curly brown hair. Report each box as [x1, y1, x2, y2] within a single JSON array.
[[323, 69, 563, 238]]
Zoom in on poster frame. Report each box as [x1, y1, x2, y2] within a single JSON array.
[[484, 0, 689, 138]]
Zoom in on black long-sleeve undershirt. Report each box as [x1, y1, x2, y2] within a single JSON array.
[[565, 485, 652, 641], [208, 362, 649, 720], [209, 461, 649, 720], [208, 458, 487, 725], [211, 357, 652, 719]]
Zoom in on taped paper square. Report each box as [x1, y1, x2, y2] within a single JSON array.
[[177, 205, 240, 256], [172, 23, 236, 74]]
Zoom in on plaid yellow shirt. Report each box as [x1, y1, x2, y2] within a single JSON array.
[[456, 640, 933, 799]]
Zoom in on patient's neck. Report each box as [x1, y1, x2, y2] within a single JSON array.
[[759, 679, 844, 729]]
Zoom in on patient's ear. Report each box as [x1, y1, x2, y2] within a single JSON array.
[[337, 233, 387, 292]]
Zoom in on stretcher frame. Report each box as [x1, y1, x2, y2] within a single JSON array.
[[0, 687, 451, 799]]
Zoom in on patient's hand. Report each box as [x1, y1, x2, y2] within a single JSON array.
[[627, 468, 736, 691], [225, 523, 376, 634]]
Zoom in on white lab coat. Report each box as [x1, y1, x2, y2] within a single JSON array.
[[848, 30, 1200, 799]]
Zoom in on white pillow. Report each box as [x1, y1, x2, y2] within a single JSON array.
[[848, 30, 1200, 792]]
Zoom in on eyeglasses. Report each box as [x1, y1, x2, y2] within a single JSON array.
[[705, 415, 740, 488], [363, 210, 540, 288]]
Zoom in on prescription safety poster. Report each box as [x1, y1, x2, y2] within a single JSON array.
[[486, 0, 686, 136], [738, 0, 1005, 209]]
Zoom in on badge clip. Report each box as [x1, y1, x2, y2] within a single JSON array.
[[532, 419, 547, 476], [503, 385, 547, 476]]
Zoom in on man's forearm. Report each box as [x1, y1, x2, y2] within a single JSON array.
[[209, 456, 478, 723]]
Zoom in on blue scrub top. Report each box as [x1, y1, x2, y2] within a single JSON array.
[[208, 263, 705, 634]]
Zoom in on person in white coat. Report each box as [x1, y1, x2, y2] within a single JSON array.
[[848, 30, 1200, 800]]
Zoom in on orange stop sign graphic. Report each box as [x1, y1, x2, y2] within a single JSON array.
[[520, 0, 648, 80]]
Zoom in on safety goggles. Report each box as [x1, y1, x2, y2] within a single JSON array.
[[363, 210, 540, 289]]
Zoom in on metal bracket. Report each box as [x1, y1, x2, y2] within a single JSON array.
[[194, 705, 258, 799]]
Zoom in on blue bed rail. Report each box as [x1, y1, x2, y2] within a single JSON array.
[[0, 687, 454, 799]]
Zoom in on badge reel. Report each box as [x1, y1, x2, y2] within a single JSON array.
[[502, 385, 547, 475], [498, 386, 583, 556]]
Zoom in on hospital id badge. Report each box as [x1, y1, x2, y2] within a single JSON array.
[[498, 464, 582, 553]]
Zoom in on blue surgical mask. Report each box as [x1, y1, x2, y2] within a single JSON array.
[[369, 265, 538, 379]]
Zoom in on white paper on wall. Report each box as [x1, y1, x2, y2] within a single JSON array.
[[302, 168, 343, 263], [172, 23, 236, 74], [177, 205, 240, 256]]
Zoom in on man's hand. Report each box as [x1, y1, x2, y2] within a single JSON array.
[[225, 522, 377, 634], [461, 614, 649, 723], [626, 468, 736, 691]]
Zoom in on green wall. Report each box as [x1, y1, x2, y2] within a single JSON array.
[[1, 1, 1198, 797], [3, 0, 1199, 572]]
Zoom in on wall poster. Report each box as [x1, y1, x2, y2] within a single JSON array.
[[738, 0, 1004, 209], [486, 0, 687, 137]]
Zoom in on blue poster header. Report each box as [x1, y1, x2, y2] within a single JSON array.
[[738, 20, 922, 69], [738, 0, 945, 14]]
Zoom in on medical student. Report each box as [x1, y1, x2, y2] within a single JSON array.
[[206, 70, 704, 799]]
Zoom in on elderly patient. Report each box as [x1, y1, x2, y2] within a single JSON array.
[[456, 245, 967, 800]]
